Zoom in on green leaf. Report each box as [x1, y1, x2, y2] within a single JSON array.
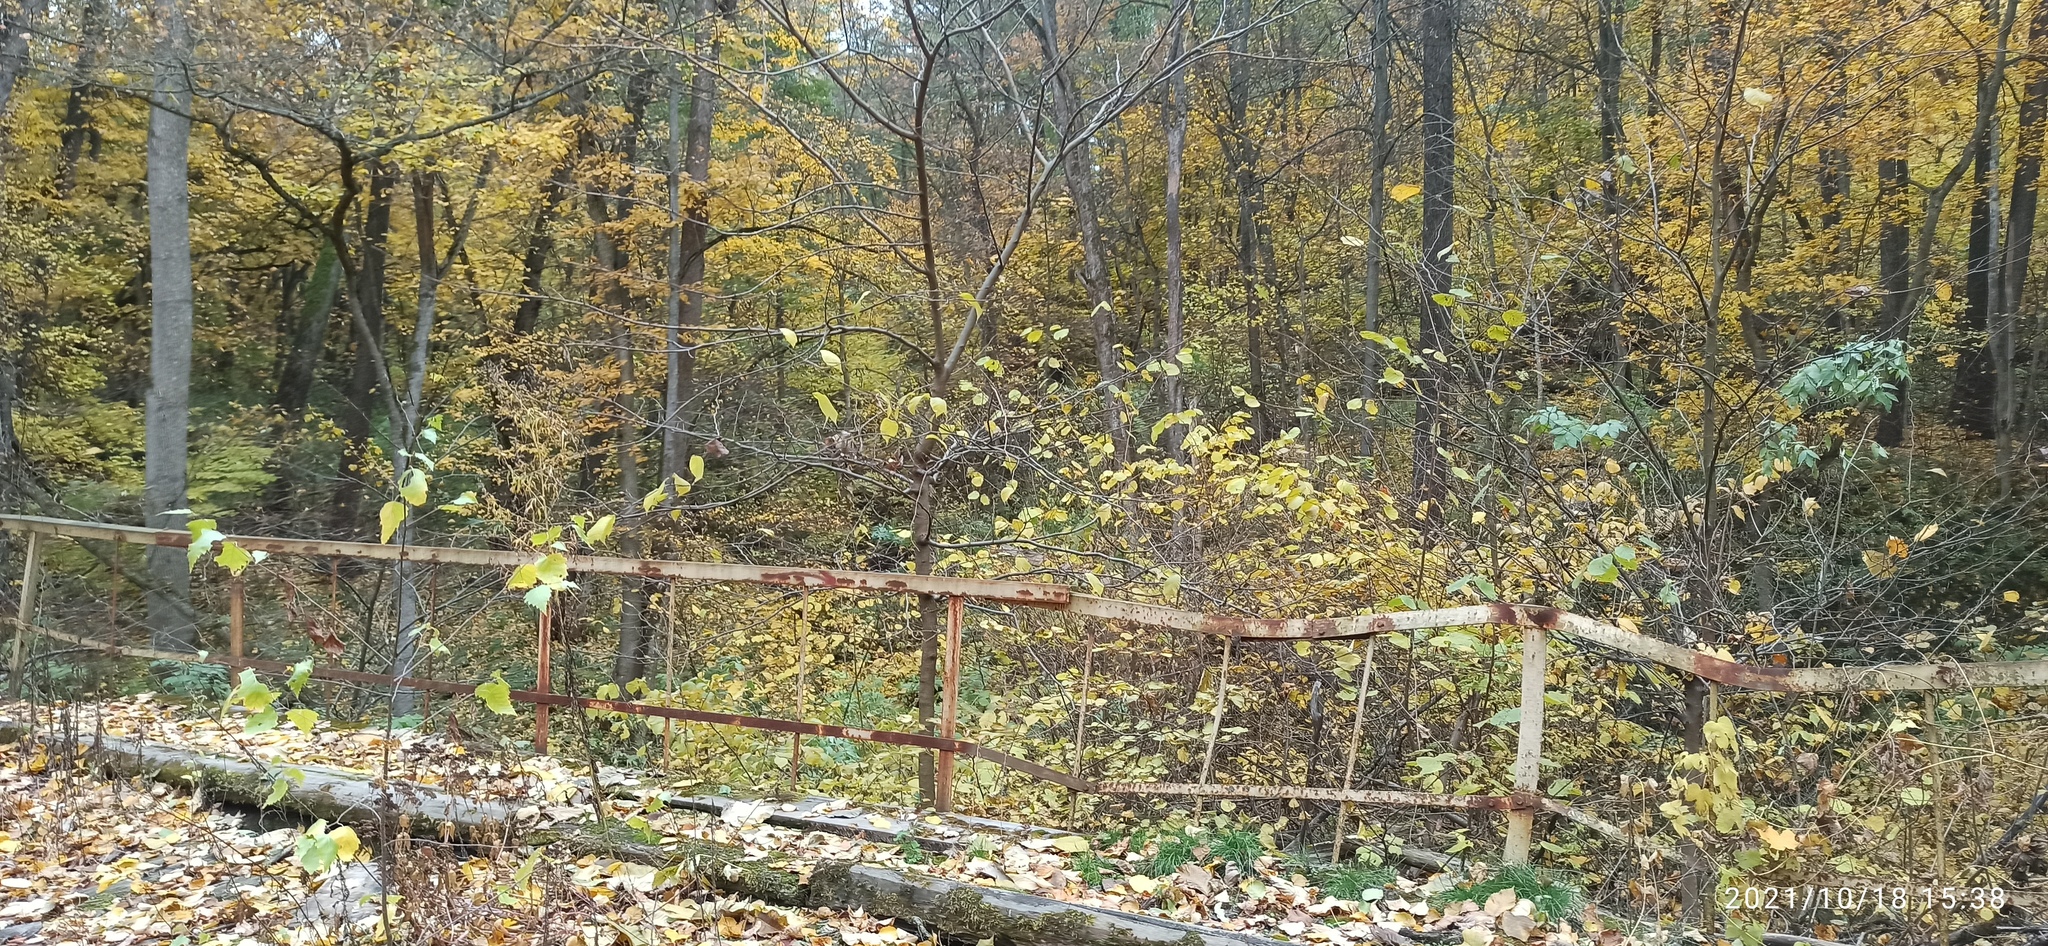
[[780, 327, 798, 347], [583, 515, 616, 546], [640, 485, 668, 513], [523, 585, 554, 610], [243, 708, 278, 734], [813, 392, 840, 422], [1502, 309, 1528, 327], [186, 519, 224, 570], [297, 821, 339, 874], [286, 708, 319, 735], [264, 773, 293, 807], [1900, 787, 1931, 807], [1380, 367, 1406, 387], [535, 553, 570, 588], [399, 469, 429, 506], [1584, 554, 1620, 584], [286, 659, 313, 696], [379, 501, 406, 544], [507, 562, 539, 590], [215, 541, 253, 575], [929, 396, 948, 416], [476, 673, 515, 715], [1483, 707, 1522, 729]]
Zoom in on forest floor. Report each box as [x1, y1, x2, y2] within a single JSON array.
[[0, 697, 1624, 945]]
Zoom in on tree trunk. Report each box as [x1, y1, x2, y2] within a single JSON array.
[[1362, 0, 1392, 449], [1954, 139, 2000, 434], [1994, 0, 2048, 490], [514, 161, 571, 337], [1595, 0, 1629, 369], [1413, 0, 1455, 511], [1033, 0, 1129, 466], [332, 163, 395, 533], [144, 0, 196, 651], [1225, 0, 1274, 446], [1876, 155, 1913, 447], [1161, 15, 1189, 461], [273, 242, 341, 420], [668, 0, 731, 484], [0, 0, 39, 117]]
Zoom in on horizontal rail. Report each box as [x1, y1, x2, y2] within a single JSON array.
[[7, 513, 2043, 694], [16, 620, 1089, 790], [1093, 781, 1536, 812]]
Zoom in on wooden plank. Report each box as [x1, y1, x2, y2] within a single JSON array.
[[936, 595, 963, 812]]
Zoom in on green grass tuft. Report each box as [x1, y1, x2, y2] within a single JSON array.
[[1146, 830, 1199, 876], [1432, 865, 1585, 920], [1210, 829, 1266, 874], [1315, 863, 1396, 902]]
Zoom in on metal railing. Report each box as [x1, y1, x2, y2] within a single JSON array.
[[7, 512, 2046, 864]]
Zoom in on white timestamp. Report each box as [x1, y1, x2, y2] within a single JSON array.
[[1722, 885, 2008, 912]]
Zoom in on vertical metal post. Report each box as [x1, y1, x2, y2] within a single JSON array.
[[1193, 635, 1235, 816], [1503, 624, 1547, 864], [663, 582, 677, 774], [535, 604, 552, 755], [7, 532, 45, 698], [1331, 635, 1379, 858], [109, 544, 121, 637], [791, 593, 809, 789], [1069, 625, 1095, 824], [935, 594, 963, 811], [228, 578, 245, 676]]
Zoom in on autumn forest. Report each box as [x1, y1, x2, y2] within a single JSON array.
[[3, 0, 2048, 940]]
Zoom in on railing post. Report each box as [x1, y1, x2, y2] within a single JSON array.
[[791, 593, 809, 790], [109, 544, 121, 637], [1193, 635, 1235, 816], [7, 531, 44, 698], [1331, 635, 1379, 858], [936, 594, 963, 811], [535, 603, 552, 755], [1503, 624, 1547, 864], [228, 577, 245, 677], [1070, 625, 1094, 825]]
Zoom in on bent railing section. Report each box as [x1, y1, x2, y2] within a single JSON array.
[[5, 513, 2045, 864]]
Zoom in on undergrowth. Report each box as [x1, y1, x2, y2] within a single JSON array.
[[1432, 865, 1584, 919]]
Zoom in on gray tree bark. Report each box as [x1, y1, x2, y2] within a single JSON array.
[[144, 0, 196, 650], [1160, 14, 1189, 462], [1412, 0, 1455, 510]]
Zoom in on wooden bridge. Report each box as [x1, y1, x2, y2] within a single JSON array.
[[8, 512, 2048, 866]]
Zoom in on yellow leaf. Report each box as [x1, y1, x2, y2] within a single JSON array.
[[929, 396, 948, 416], [399, 469, 428, 506], [507, 563, 539, 590], [1389, 183, 1421, 203], [379, 501, 406, 544], [641, 486, 668, 512], [1935, 280, 1954, 301], [880, 417, 900, 440], [1914, 523, 1939, 542], [1802, 497, 1820, 517], [584, 515, 616, 546], [1742, 87, 1774, 107], [1126, 875, 1159, 894], [1051, 835, 1090, 853], [1725, 577, 1743, 594], [779, 327, 798, 347], [1862, 549, 1898, 579], [690, 455, 706, 480], [2005, 590, 2021, 603], [1755, 824, 1798, 850], [329, 825, 362, 862], [813, 392, 840, 423], [819, 348, 841, 366]]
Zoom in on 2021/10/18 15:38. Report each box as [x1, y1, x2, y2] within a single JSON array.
[[1722, 886, 2008, 913]]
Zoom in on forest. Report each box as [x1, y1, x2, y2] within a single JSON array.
[[3, 0, 2048, 940]]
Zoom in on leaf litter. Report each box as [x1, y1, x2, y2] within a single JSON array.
[[0, 697, 1629, 945]]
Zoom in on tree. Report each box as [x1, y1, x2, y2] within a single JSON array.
[[143, 0, 196, 650]]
